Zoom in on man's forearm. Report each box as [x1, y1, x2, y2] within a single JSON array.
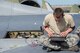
[[43, 26, 54, 37], [65, 28, 73, 33], [66, 26, 75, 33], [43, 27, 51, 33]]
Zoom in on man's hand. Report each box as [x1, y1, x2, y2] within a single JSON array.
[[60, 28, 73, 37], [43, 26, 54, 37], [60, 31, 68, 37], [48, 31, 53, 37]]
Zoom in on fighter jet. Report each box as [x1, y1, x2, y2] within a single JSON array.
[[0, 0, 53, 38], [0, 0, 80, 38], [0, 0, 53, 15]]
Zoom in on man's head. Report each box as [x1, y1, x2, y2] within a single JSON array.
[[53, 8, 64, 19]]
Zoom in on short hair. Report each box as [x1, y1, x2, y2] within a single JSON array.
[[53, 8, 64, 15]]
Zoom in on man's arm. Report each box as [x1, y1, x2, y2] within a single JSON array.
[[66, 14, 75, 33], [43, 26, 53, 37], [60, 14, 75, 37], [43, 14, 54, 37], [60, 26, 75, 37], [66, 26, 75, 33]]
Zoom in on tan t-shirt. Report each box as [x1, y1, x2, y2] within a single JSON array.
[[43, 13, 75, 34]]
